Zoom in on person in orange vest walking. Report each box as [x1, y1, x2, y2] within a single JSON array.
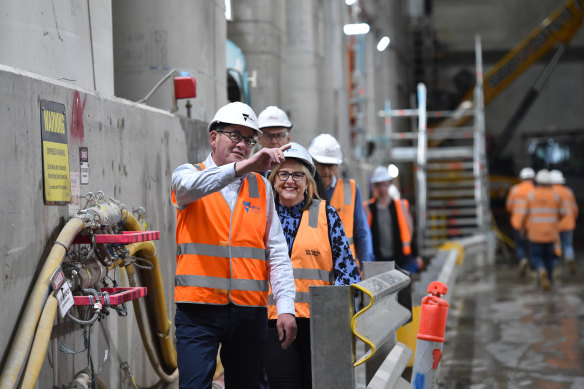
[[363, 166, 423, 273], [171, 102, 297, 389], [550, 169, 579, 275], [506, 167, 535, 276], [263, 142, 360, 388], [308, 134, 374, 270], [520, 169, 565, 290]]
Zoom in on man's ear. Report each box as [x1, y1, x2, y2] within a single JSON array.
[[210, 130, 218, 148]]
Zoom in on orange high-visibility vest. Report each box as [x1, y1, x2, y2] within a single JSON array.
[[393, 199, 412, 255], [553, 184, 578, 231], [172, 163, 269, 307], [331, 178, 356, 259], [523, 187, 562, 243], [364, 198, 412, 256], [506, 180, 534, 230], [267, 199, 333, 319]]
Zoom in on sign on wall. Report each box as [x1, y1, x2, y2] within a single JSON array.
[[40, 100, 71, 204]]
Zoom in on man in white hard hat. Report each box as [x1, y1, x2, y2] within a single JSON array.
[[506, 167, 535, 276], [257, 106, 292, 149], [171, 102, 297, 388], [363, 166, 423, 273], [520, 169, 565, 290], [308, 134, 374, 269], [550, 169, 578, 275]]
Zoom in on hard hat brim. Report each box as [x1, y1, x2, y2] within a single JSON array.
[[311, 155, 342, 165], [208, 120, 263, 134]]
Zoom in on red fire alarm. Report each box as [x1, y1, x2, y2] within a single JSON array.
[[174, 76, 196, 99]]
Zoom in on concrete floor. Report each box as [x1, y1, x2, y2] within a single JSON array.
[[439, 258, 584, 388]]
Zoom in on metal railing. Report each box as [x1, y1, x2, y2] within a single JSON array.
[[309, 232, 494, 388]]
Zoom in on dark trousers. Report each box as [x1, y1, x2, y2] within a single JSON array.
[[175, 303, 267, 389], [529, 242, 555, 283], [264, 318, 312, 389]]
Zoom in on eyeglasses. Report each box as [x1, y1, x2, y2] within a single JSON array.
[[314, 162, 338, 171], [276, 171, 306, 182], [260, 132, 288, 140], [217, 130, 257, 148]]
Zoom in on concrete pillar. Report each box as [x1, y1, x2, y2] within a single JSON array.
[[319, 0, 352, 152], [228, 0, 286, 115], [280, 0, 324, 147], [112, 0, 226, 121]]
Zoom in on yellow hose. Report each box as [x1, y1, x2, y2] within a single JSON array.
[[125, 263, 178, 382], [124, 211, 177, 372], [0, 217, 84, 389], [126, 240, 177, 372], [18, 295, 58, 389]]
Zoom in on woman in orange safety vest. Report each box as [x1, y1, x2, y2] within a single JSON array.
[[263, 142, 361, 389]]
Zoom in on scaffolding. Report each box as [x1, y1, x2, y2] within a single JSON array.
[[378, 35, 490, 257]]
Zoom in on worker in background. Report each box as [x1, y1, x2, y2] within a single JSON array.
[[520, 169, 564, 291], [257, 105, 292, 149], [364, 166, 423, 273], [171, 102, 297, 389], [550, 169, 578, 275], [506, 167, 535, 276], [264, 143, 360, 388], [308, 133, 374, 270]]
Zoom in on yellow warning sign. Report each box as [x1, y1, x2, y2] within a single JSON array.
[[41, 100, 71, 204], [43, 141, 71, 202]]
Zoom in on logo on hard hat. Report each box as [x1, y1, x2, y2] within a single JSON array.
[[242, 113, 255, 123]]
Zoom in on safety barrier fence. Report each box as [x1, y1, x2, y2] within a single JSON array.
[[309, 232, 493, 389]]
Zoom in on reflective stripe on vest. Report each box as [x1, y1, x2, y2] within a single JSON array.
[[268, 199, 333, 319], [507, 181, 534, 230], [173, 165, 268, 307], [331, 178, 357, 260], [525, 187, 561, 243]]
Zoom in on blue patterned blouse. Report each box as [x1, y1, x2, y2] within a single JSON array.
[[277, 201, 362, 285]]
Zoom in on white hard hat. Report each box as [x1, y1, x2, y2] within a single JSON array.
[[257, 106, 292, 129], [371, 166, 392, 184], [388, 164, 399, 179], [535, 169, 552, 185], [388, 184, 401, 199], [283, 142, 315, 176], [207, 102, 261, 134], [519, 167, 535, 180], [308, 134, 343, 164], [549, 169, 565, 184]]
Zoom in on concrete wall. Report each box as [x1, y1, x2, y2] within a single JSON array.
[[113, 0, 227, 120], [0, 0, 114, 95], [0, 65, 207, 387]]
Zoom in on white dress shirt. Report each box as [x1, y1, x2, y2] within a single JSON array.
[[172, 153, 295, 316]]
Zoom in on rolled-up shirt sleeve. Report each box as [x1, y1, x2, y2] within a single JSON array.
[[171, 154, 237, 209], [262, 177, 296, 316]]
